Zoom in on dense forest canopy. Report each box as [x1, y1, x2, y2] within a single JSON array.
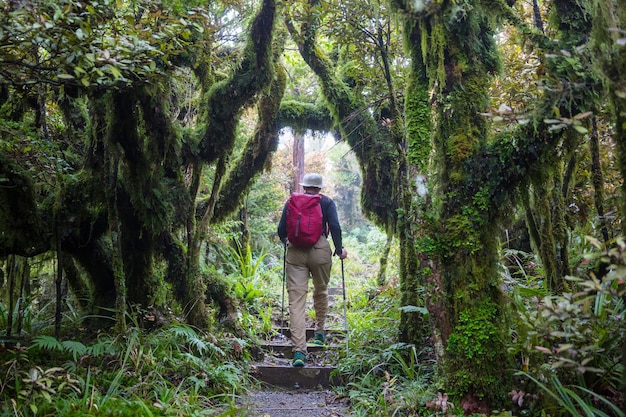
[[1, 0, 625, 414]]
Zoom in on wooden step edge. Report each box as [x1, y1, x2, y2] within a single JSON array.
[[250, 364, 343, 389], [267, 328, 347, 339], [260, 344, 342, 358]]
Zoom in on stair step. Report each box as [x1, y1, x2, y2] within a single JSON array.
[[251, 364, 342, 389], [269, 328, 346, 339], [261, 343, 343, 358], [327, 287, 344, 296]]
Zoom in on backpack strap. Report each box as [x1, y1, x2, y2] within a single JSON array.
[[320, 195, 331, 236]]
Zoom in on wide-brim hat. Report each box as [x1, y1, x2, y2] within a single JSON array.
[[300, 173, 325, 188]]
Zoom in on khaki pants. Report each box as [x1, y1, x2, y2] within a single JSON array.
[[286, 235, 332, 353]]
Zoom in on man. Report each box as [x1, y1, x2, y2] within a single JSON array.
[[277, 173, 348, 367]]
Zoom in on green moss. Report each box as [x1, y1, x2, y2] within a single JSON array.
[[445, 300, 510, 402], [277, 100, 333, 133], [448, 131, 478, 165], [443, 214, 481, 253], [404, 68, 432, 171]]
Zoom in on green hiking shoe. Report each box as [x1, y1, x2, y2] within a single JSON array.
[[292, 351, 306, 367], [312, 331, 327, 346]]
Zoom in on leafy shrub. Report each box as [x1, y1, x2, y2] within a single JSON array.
[[509, 236, 626, 415]]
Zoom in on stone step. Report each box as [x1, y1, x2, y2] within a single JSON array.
[[251, 364, 342, 389], [327, 286, 345, 296]]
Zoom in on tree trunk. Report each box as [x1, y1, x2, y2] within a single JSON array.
[[15, 258, 29, 336], [376, 230, 393, 286], [293, 130, 305, 193], [397, 169, 426, 345], [60, 253, 90, 312], [592, 0, 626, 400], [5, 255, 29, 337], [55, 217, 64, 339], [396, 0, 512, 410], [589, 117, 609, 243]]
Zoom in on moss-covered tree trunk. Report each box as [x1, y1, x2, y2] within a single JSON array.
[[521, 0, 597, 293], [592, 0, 626, 401], [435, 16, 510, 411], [401, 11, 448, 361], [593, 0, 626, 230], [392, 0, 513, 410], [179, 0, 281, 327], [4, 255, 29, 337], [589, 118, 609, 243], [392, 0, 605, 409]]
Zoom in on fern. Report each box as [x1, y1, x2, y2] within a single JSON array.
[[30, 336, 116, 362], [61, 340, 88, 361], [163, 324, 224, 357], [31, 335, 63, 352], [87, 338, 117, 357]]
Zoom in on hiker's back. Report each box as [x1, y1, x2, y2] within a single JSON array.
[[285, 193, 324, 248]]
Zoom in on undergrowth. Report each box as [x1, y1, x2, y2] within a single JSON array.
[[0, 321, 250, 416], [325, 234, 625, 416], [1, 226, 624, 416]]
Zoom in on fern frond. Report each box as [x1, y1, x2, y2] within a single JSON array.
[[61, 340, 88, 361], [31, 335, 63, 352], [88, 338, 117, 357], [168, 324, 200, 340]]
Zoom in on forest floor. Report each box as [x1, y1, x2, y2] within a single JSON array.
[[240, 388, 351, 417], [237, 330, 352, 416]]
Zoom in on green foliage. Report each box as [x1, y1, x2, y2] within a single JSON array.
[[446, 302, 500, 361], [509, 236, 626, 414], [166, 324, 225, 357], [229, 241, 269, 282], [233, 280, 264, 304], [518, 372, 625, 417], [0, 323, 247, 416], [332, 281, 438, 416], [226, 241, 275, 309], [245, 170, 286, 250], [444, 300, 509, 403], [0, 0, 209, 88]]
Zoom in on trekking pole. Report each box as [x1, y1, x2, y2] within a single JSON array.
[[341, 257, 348, 353], [280, 241, 287, 340]]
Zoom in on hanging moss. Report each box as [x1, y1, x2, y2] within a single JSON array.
[[288, 2, 400, 229], [198, 0, 276, 164], [404, 20, 433, 171], [277, 100, 333, 133], [214, 62, 287, 223]]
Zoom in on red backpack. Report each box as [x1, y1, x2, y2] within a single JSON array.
[[286, 193, 324, 248]]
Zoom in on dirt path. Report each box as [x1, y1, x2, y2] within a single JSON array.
[[241, 388, 351, 417]]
